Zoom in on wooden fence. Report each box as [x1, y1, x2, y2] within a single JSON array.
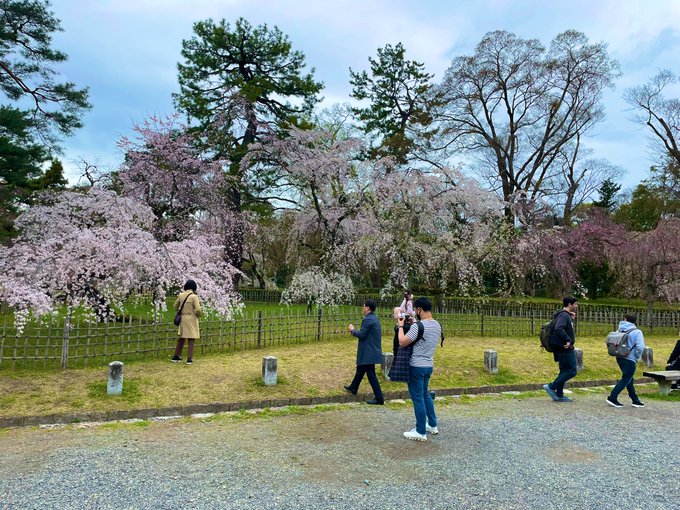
[[1, 305, 679, 370], [238, 288, 676, 315]]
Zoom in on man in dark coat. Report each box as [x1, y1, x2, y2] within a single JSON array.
[[543, 296, 579, 403], [346, 299, 384, 405]]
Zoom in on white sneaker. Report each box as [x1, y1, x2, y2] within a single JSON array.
[[426, 424, 439, 435], [403, 428, 427, 441]]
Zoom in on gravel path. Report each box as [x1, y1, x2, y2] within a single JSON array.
[[0, 391, 678, 510]]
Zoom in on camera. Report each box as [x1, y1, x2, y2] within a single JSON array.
[[399, 313, 411, 321]]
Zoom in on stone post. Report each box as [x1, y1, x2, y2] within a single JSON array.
[[574, 348, 584, 372], [262, 356, 278, 385], [641, 347, 654, 368], [107, 361, 124, 395], [381, 352, 394, 378], [484, 349, 498, 374]]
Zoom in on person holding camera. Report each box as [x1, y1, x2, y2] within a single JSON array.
[[399, 290, 414, 316], [392, 307, 414, 357], [397, 296, 441, 441], [346, 299, 384, 405]]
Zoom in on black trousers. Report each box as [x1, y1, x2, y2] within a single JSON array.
[[348, 364, 384, 402]]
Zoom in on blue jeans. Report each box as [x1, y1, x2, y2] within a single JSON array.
[[407, 366, 437, 435], [610, 357, 639, 401], [550, 350, 577, 397]]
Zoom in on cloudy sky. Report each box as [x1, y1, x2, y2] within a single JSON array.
[[50, 0, 680, 189]]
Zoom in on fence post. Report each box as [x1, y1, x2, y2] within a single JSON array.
[[574, 315, 579, 337], [316, 307, 323, 341], [480, 308, 485, 336], [61, 314, 71, 369], [257, 311, 263, 348]]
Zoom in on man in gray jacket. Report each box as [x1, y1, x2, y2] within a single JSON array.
[[606, 313, 646, 408], [346, 299, 384, 405]]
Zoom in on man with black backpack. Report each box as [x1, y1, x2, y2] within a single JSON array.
[[543, 296, 579, 403]]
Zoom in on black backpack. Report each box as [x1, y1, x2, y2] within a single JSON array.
[[539, 311, 567, 353]]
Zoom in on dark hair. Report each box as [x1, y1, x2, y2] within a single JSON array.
[[364, 299, 377, 312], [625, 313, 637, 324], [404, 290, 412, 298], [184, 279, 197, 292], [413, 297, 432, 312], [562, 296, 577, 307]]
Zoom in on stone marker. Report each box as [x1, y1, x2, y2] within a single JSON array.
[[641, 347, 653, 368], [574, 348, 584, 372], [262, 356, 278, 386], [484, 349, 498, 374], [382, 352, 394, 378], [107, 361, 124, 395]]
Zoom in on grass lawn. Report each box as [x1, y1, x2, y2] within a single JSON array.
[[1, 334, 678, 419]]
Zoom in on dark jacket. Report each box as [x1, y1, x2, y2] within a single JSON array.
[[352, 311, 383, 365], [393, 321, 415, 357], [549, 310, 575, 360], [667, 340, 680, 370]]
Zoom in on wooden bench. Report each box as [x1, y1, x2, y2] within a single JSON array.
[[642, 370, 680, 395]]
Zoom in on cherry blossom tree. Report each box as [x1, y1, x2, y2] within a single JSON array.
[[508, 210, 626, 296], [117, 115, 226, 238], [0, 188, 242, 334], [370, 165, 504, 295], [607, 218, 680, 313], [245, 127, 505, 296], [280, 267, 355, 311], [117, 115, 248, 285], [243, 127, 393, 275]]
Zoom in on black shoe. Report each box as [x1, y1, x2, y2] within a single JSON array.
[[606, 396, 624, 408], [171, 356, 181, 363], [186, 358, 193, 365], [343, 385, 357, 395], [366, 399, 384, 405], [631, 400, 645, 408]]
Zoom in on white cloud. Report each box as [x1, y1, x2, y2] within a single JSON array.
[[47, 0, 680, 189]]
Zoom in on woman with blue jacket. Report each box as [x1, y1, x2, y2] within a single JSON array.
[[606, 313, 645, 408]]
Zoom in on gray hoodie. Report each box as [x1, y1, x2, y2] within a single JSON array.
[[618, 320, 645, 362]]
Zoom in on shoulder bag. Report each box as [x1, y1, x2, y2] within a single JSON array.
[[173, 292, 193, 327]]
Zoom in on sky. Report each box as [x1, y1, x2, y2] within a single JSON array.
[[49, 0, 680, 190]]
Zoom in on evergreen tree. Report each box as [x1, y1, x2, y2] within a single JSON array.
[[173, 17, 323, 273], [0, 106, 47, 239], [593, 178, 621, 212], [0, 0, 91, 148], [350, 42, 434, 165], [34, 158, 67, 190]]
